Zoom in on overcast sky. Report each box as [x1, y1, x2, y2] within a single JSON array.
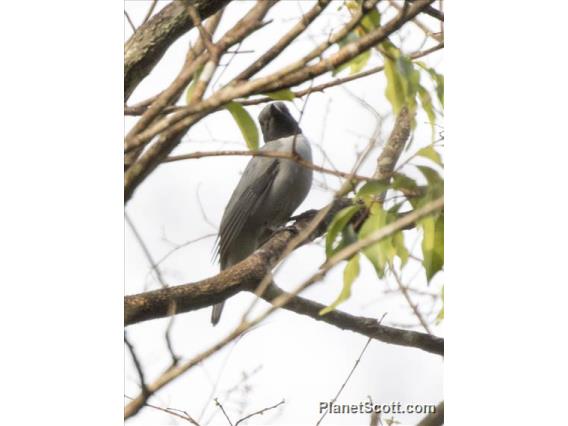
[[124, 2, 444, 425]]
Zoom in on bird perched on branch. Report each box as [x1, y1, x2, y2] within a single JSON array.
[[211, 102, 313, 325]]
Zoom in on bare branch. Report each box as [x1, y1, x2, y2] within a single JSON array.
[[141, 0, 158, 27], [164, 149, 376, 182], [124, 395, 201, 425], [124, 0, 435, 202], [392, 268, 432, 334], [124, 1, 277, 201], [125, 212, 168, 288], [234, 0, 332, 81], [124, 199, 444, 356], [124, 0, 231, 100], [124, 42, 443, 116], [124, 10, 225, 170], [316, 331, 378, 426], [409, 0, 444, 21], [124, 10, 136, 33], [124, 333, 148, 396], [214, 398, 234, 426], [261, 283, 443, 356], [234, 399, 285, 426]]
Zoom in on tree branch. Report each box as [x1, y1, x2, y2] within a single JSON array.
[[124, 198, 444, 357], [124, 0, 231, 100], [123, 0, 435, 202]]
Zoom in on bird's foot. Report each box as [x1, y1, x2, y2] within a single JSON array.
[[267, 223, 299, 236]]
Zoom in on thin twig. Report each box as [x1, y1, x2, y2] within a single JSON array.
[[124, 42, 443, 116], [317, 314, 386, 426], [214, 398, 234, 426], [164, 149, 376, 183], [392, 268, 432, 334], [235, 399, 285, 426], [124, 395, 201, 425], [124, 10, 136, 33], [124, 333, 148, 396], [125, 212, 168, 288], [141, 0, 158, 26]]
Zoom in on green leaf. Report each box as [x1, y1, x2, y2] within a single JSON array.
[[356, 180, 389, 206], [435, 286, 444, 323], [358, 204, 395, 277], [418, 85, 436, 140], [392, 230, 409, 267], [360, 8, 381, 33], [350, 49, 372, 74], [225, 102, 259, 150], [333, 49, 371, 76], [416, 61, 444, 107], [185, 66, 204, 104], [392, 173, 420, 194], [383, 55, 405, 115], [320, 254, 360, 315], [416, 145, 443, 167], [420, 212, 443, 282], [263, 89, 295, 101], [325, 205, 360, 258]]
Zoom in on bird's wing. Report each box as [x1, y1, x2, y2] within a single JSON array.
[[213, 153, 280, 265]]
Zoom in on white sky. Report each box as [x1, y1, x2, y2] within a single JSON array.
[[124, 2, 444, 425]]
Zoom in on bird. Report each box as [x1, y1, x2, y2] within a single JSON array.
[[211, 102, 313, 325]]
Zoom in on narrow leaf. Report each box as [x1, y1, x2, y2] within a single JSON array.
[[185, 66, 204, 104], [392, 230, 409, 267], [420, 211, 443, 282], [416, 145, 443, 167], [418, 85, 436, 140], [356, 180, 389, 205], [325, 205, 360, 258], [320, 254, 360, 315], [264, 89, 295, 101], [225, 102, 259, 150], [358, 204, 394, 277]]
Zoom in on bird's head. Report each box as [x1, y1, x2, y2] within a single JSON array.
[[258, 102, 301, 143]]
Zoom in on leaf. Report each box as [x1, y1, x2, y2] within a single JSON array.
[[382, 54, 405, 115], [418, 85, 436, 140], [416, 145, 443, 167], [435, 286, 444, 323], [263, 89, 295, 101], [392, 230, 409, 267], [225, 102, 259, 150], [420, 211, 443, 282], [185, 66, 204, 104], [356, 180, 389, 206], [416, 165, 443, 184], [349, 49, 372, 74], [333, 49, 371, 76], [416, 61, 444, 107], [320, 254, 360, 315], [325, 205, 360, 258], [358, 204, 395, 277], [360, 8, 381, 33]]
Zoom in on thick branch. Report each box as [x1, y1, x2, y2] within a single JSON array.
[[124, 199, 444, 358], [374, 106, 412, 179], [124, 1, 276, 202], [124, 0, 231, 100], [262, 284, 443, 356], [125, 200, 350, 326]]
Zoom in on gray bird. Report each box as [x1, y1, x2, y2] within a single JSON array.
[[211, 102, 313, 325]]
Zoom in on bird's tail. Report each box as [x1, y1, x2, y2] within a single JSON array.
[[211, 302, 225, 326]]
